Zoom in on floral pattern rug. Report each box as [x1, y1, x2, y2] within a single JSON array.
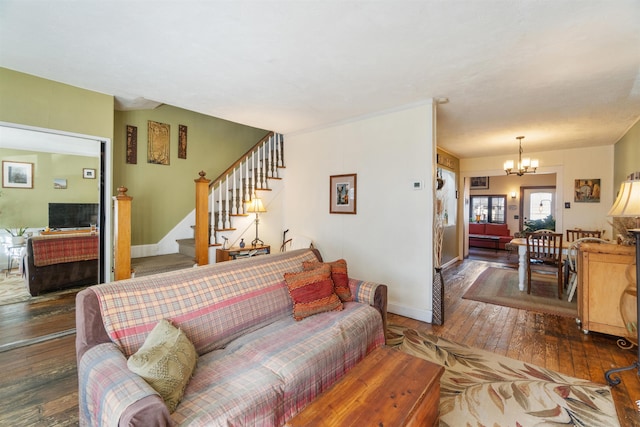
[[388, 325, 620, 427]]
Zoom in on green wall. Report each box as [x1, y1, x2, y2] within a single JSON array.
[[0, 67, 270, 246], [114, 105, 269, 245], [0, 149, 100, 229], [614, 118, 640, 190], [0, 67, 114, 139]]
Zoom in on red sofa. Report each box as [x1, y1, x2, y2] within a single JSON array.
[[468, 223, 512, 250]]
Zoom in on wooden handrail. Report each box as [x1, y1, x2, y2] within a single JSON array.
[[209, 131, 274, 188]]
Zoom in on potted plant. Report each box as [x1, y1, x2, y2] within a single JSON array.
[[5, 226, 28, 245]]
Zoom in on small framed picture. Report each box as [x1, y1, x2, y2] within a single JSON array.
[[54, 178, 67, 189], [2, 161, 33, 189], [330, 173, 357, 214], [83, 168, 96, 179], [470, 176, 489, 190]]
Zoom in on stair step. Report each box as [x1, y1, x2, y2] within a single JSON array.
[[177, 238, 196, 258], [131, 253, 195, 277]]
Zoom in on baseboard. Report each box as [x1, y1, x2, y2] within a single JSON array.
[[388, 302, 432, 323]]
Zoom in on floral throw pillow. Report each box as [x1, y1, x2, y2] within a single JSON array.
[[284, 264, 343, 320], [303, 259, 352, 302]]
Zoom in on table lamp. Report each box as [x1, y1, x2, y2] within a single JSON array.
[[605, 178, 640, 386], [246, 197, 267, 247]]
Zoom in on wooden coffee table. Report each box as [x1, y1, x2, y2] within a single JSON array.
[[286, 346, 444, 427]]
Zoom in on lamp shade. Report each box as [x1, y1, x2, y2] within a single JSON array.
[[608, 180, 640, 217], [246, 198, 267, 213]]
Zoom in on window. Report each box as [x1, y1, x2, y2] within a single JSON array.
[[470, 195, 506, 224]]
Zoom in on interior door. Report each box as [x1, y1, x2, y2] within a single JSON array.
[[520, 186, 556, 230]]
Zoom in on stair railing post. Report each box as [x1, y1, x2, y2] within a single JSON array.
[[224, 175, 231, 229], [244, 160, 250, 204], [195, 171, 211, 266], [267, 135, 273, 178], [113, 186, 133, 280], [217, 184, 224, 230], [232, 168, 238, 215]]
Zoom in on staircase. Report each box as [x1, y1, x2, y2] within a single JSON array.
[[176, 131, 285, 263]]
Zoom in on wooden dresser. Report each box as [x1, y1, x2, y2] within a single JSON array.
[[578, 242, 635, 336]]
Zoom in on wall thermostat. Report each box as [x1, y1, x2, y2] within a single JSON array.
[[412, 180, 423, 190]]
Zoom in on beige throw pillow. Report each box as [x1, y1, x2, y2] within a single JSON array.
[[127, 319, 197, 413]]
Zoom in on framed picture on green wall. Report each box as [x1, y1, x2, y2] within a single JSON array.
[[2, 161, 33, 189]]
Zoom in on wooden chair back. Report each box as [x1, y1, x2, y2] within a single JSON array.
[[526, 232, 564, 298], [526, 232, 563, 264], [566, 229, 602, 242]]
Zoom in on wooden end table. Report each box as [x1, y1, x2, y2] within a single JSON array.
[[286, 346, 444, 427]]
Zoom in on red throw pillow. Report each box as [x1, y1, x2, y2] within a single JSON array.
[[284, 264, 343, 321], [303, 259, 352, 302]]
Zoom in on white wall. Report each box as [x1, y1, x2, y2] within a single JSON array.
[[284, 102, 436, 322], [461, 144, 615, 241]]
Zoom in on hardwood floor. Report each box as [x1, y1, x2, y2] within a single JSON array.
[[0, 250, 638, 426]]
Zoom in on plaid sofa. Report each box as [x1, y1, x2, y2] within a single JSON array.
[[76, 248, 387, 426]]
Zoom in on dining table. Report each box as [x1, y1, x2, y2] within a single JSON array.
[[508, 237, 570, 291]]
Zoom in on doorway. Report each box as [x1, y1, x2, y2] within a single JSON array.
[[0, 123, 112, 290], [520, 186, 556, 230]]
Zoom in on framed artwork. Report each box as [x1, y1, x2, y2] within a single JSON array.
[[54, 178, 67, 189], [330, 173, 357, 214], [126, 125, 138, 164], [83, 168, 96, 179], [470, 176, 489, 190], [2, 161, 33, 189], [574, 178, 601, 202], [147, 120, 170, 165], [178, 124, 188, 159]]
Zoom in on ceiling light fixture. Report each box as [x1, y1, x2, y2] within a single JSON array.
[[504, 136, 538, 176]]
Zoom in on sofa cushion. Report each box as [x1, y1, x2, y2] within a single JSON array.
[[284, 264, 343, 320], [127, 319, 197, 413], [484, 223, 510, 236], [303, 259, 352, 302], [469, 223, 486, 234]]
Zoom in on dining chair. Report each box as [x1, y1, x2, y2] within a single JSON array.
[[526, 232, 564, 299], [565, 237, 611, 302], [565, 229, 602, 242]]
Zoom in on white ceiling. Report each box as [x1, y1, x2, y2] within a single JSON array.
[[1, 1, 639, 159]]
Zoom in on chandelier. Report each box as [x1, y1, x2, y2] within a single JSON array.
[[504, 136, 538, 176]]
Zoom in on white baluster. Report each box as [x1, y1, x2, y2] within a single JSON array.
[[217, 184, 223, 230], [210, 188, 216, 245], [267, 136, 273, 178], [224, 176, 230, 229], [256, 148, 263, 189], [261, 141, 268, 189], [251, 151, 256, 197], [244, 159, 250, 203], [231, 168, 238, 215], [274, 134, 280, 178]]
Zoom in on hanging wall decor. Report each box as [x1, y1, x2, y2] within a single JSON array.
[[147, 120, 170, 165], [178, 124, 188, 159], [126, 125, 137, 164], [574, 179, 600, 203], [330, 173, 357, 214], [2, 161, 33, 189]]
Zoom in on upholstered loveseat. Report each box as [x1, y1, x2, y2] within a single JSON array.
[[23, 233, 99, 295], [468, 223, 513, 250], [76, 248, 387, 426]]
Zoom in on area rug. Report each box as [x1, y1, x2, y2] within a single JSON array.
[[388, 325, 620, 427], [0, 274, 30, 305], [463, 267, 577, 317]]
